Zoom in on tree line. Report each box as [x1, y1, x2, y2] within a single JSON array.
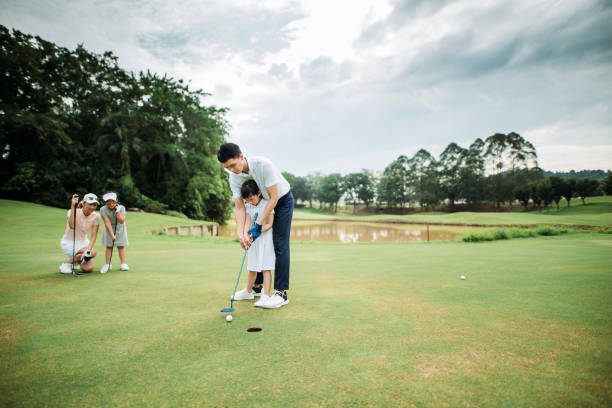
[[2, 26, 610, 222], [283, 133, 612, 212], [0, 25, 232, 221]]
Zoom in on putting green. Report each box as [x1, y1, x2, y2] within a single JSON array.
[[0, 200, 611, 407]]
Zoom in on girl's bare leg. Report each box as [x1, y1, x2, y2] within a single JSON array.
[[117, 246, 126, 264], [105, 247, 113, 264], [262, 270, 272, 296], [245, 271, 257, 293]]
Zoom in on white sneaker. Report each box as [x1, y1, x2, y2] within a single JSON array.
[[254, 294, 270, 307], [120, 264, 130, 271], [59, 263, 72, 274], [260, 290, 289, 309], [231, 288, 255, 301], [61, 263, 80, 271], [100, 264, 111, 274]]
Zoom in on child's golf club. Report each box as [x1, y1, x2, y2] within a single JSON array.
[[221, 247, 248, 313], [108, 210, 118, 272]]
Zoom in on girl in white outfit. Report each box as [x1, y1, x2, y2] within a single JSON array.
[[231, 180, 275, 307]]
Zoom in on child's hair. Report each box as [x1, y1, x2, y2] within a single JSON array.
[[217, 143, 241, 163], [240, 179, 260, 199]]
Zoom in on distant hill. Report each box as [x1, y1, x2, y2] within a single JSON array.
[[542, 170, 610, 180]]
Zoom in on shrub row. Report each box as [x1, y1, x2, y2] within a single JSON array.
[[462, 226, 568, 242]]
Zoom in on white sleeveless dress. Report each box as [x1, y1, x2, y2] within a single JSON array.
[[245, 199, 275, 272]]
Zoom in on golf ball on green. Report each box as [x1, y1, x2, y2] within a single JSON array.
[[226, 315, 233, 322], [460, 275, 466, 280]]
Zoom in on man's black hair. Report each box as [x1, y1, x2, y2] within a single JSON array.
[[217, 143, 242, 163], [240, 179, 260, 199]]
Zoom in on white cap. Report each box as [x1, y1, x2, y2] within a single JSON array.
[[83, 193, 99, 204], [103, 192, 117, 202]]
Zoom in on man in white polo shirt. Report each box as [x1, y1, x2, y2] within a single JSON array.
[[217, 143, 294, 308]]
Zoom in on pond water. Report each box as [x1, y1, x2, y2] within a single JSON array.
[[219, 221, 485, 243]]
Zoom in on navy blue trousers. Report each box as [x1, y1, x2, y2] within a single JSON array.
[[255, 192, 293, 290]]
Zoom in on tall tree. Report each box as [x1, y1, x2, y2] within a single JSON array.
[[460, 138, 485, 204], [317, 173, 344, 211], [575, 178, 600, 204], [603, 173, 612, 196], [559, 178, 576, 207], [408, 149, 440, 209], [377, 156, 411, 208], [549, 176, 565, 209], [537, 178, 554, 208], [356, 170, 376, 208], [513, 183, 531, 208], [439, 142, 467, 207], [483, 132, 538, 206], [306, 173, 322, 208], [343, 170, 375, 212], [282, 172, 309, 205], [0, 25, 231, 221]]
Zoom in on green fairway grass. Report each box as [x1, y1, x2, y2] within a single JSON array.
[[1, 199, 611, 407]]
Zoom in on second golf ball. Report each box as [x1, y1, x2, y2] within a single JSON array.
[[226, 315, 233, 322]]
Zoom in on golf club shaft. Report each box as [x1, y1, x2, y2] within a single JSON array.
[[230, 248, 248, 308], [109, 213, 118, 268], [72, 198, 80, 276]]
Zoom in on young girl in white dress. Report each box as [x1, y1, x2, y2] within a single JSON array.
[[231, 180, 275, 307]]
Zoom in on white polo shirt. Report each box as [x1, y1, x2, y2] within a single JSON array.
[[227, 156, 291, 200]]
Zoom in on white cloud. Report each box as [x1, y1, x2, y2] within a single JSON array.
[[1, 0, 611, 176], [537, 145, 612, 172], [524, 123, 612, 171]]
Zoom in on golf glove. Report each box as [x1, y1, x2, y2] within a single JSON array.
[[248, 223, 262, 241], [81, 249, 92, 264]]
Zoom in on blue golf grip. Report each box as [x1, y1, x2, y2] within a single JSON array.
[[230, 248, 248, 308]]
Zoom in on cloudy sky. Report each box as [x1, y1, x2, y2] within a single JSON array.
[[2, 0, 611, 175]]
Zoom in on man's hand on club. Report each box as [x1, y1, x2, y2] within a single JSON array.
[[239, 234, 250, 250]]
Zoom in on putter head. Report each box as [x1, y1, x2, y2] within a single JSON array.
[[220, 307, 235, 313]]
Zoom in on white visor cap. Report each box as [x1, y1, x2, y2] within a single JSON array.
[[83, 193, 99, 204], [103, 192, 117, 202]]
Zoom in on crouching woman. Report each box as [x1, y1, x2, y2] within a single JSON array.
[[59, 193, 100, 274]]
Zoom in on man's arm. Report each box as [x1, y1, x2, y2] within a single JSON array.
[[244, 213, 253, 247], [234, 197, 249, 249], [256, 185, 279, 227], [261, 212, 274, 233]]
